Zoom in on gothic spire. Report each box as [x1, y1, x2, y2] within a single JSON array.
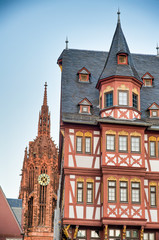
[[99, 12, 140, 81], [38, 83, 50, 137]]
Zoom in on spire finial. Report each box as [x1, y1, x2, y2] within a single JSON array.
[[65, 36, 69, 50], [156, 43, 159, 57], [117, 8, 120, 23], [43, 82, 48, 106]]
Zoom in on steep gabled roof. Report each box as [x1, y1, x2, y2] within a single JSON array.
[[99, 15, 141, 82], [142, 72, 154, 79], [78, 98, 92, 106], [148, 102, 159, 110], [0, 186, 22, 236]]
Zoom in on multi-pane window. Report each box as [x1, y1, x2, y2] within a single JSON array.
[[152, 110, 158, 117], [150, 186, 156, 207], [87, 182, 93, 203], [133, 93, 138, 109], [126, 230, 139, 239], [120, 181, 128, 202], [150, 141, 156, 157], [131, 137, 140, 153], [109, 229, 121, 240], [76, 136, 83, 153], [106, 135, 115, 151], [77, 182, 83, 203], [131, 182, 140, 203], [119, 136, 128, 152], [118, 91, 128, 106], [77, 230, 86, 239], [82, 106, 89, 113], [118, 55, 127, 64], [91, 230, 100, 239], [85, 137, 91, 154], [144, 233, 155, 240], [105, 91, 113, 107], [108, 181, 116, 202]]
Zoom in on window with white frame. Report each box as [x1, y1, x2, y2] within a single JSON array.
[[143, 233, 155, 240], [106, 135, 115, 151], [118, 91, 128, 106], [152, 110, 158, 117], [150, 186, 156, 207], [120, 181, 128, 202], [87, 182, 93, 203], [109, 229, 121, 240], [77, 230, 86, 239], [82, 106, 89, 113], [108, 180, 116, 202], [76, 136, 83, 153], [150, 141, 156, 157], [131, 182, 140, 203], [77, 182, 83, 203], [91, 230, 100, 239], [85, 137, 91, 154], [131, 136, 140, 153], [119, 136, 128, 152]]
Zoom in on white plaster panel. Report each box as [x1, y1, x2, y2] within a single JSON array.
[[68, 155, 74, 167], [93, 137, 99, 154], [76, 155, 93, 168], [94, 131, 100, 135], [94, 157, 100, 169], [70, 181, 75, 197], [69, 192, 73, 203], [145, 143, 148, 153], [69, 206, 74, 218], [70, 175, 75, 179], [69, 135, 74, 150], [144, 135, 148, 141], [150, 209, 157, 222], [144, 188, 148, 201], [95, 207, 100, 220], [69, 129, 74, 133], [145, 160, 148, 171], [76, 206, 84, 218], [95, 182, 100, 198], [126, 111, 129, 118], [145, 209, 149, 221], [97, 195, 100, 205], [69, 144, 71, 153], [150, 160, 159, 171], [96, 177, 101, 180], [86, 207, 94, 219], [144, 180, 148, 186]]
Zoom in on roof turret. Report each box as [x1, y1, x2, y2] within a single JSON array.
[[99, 12, 141, 81]]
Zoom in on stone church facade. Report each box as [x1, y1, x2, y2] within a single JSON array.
[[19, 83, 58, 240]]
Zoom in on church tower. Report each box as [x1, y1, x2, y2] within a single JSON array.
[[19, 83, 58, 240]]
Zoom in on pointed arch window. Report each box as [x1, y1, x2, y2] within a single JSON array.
[[39, 164, 47, 225], [28, 197, 33, 227], [29, 165, 34, 193]]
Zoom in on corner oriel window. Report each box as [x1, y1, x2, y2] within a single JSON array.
[[118, 91, 128, 106], [106, 135, 115, 151], [108, 180, 116, 202], [150, 186, 156, 207], [76, 136, 83, 153], [77, 182, 83, 203], [131, 136, 140, 153], [119, 136, 128, 152], [133, 93, 138, 109], [105, 91, 113, 107], [131, 182, 140, 203], [150, 141, 156, 157]]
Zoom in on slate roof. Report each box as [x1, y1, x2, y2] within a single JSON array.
[[59, 48, 159, 125], [7, 198, 22, 227], [99, 20, 141, 81]]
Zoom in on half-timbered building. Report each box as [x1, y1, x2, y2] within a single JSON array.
[[57, 12, 159, 240]]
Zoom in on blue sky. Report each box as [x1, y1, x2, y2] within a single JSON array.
[[0, 0, 159, 198]]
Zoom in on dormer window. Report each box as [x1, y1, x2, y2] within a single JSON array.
[[117, 53, 128, 65], [142, 72, 154, 87], [148, 102, 159, 118], [78, 98, 92, 114], [78, 67, 90, 82]]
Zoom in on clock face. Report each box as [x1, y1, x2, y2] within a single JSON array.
[[38, 173, 50, 186]]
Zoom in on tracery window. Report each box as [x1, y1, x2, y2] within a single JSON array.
[[39, 165, 47, 225], [29, 165, 34, 193], [28, 197, 33, 227]]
